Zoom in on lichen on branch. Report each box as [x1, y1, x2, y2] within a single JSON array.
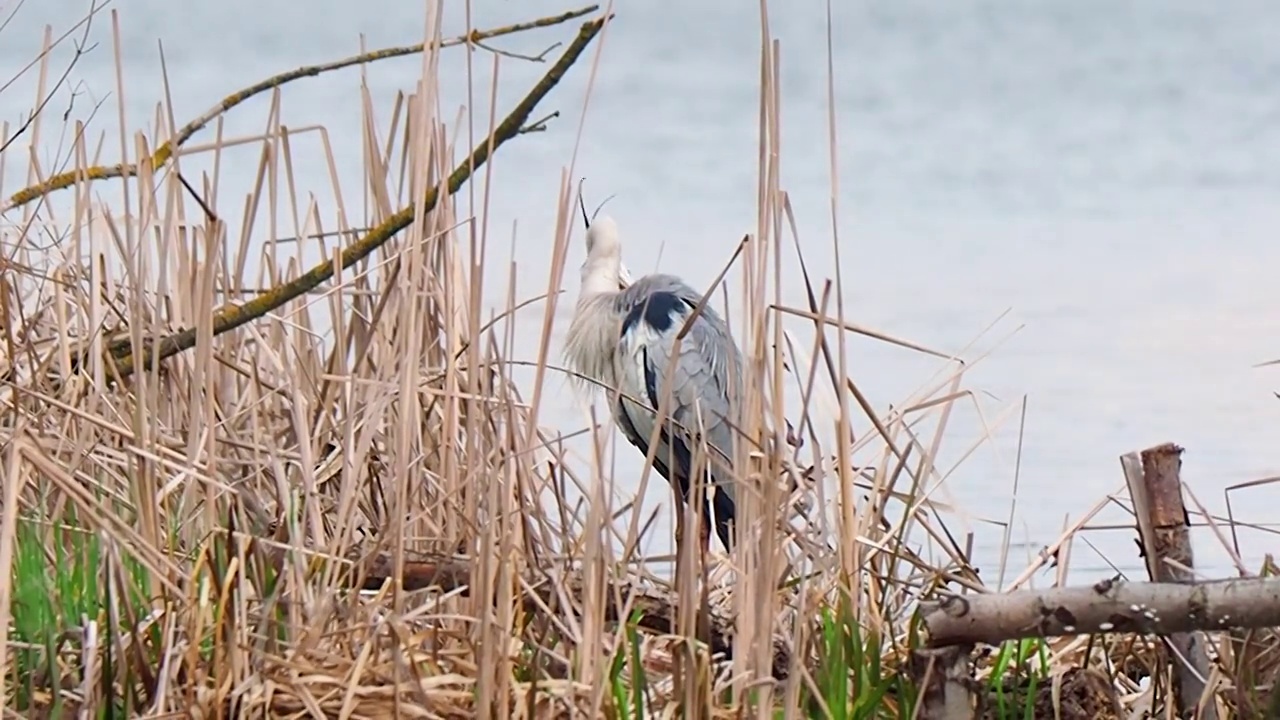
[[1, 4, 600, 214], [95, 17, 607, 381]]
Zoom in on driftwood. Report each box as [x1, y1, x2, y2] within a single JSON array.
[[1122, 442, 1217, 719], [353, 553, 793, 680], [920, 575, 1280, 647]]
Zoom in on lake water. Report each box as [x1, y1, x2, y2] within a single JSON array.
[[5, 0, 1280, 588]]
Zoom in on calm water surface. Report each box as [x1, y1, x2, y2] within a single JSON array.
[[5, 0, 1280, 585]]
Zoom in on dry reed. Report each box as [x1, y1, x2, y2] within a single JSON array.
[[0, 2, 1277, 719]]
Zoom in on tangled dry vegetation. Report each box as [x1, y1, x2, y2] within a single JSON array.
[[2, 2, 1279, 719]]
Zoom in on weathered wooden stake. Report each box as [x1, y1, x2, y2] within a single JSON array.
[[1121, 442, 1217, 720], [908, 644, 978, 720]]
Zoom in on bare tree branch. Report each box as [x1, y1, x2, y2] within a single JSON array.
[[0, 3, 599, 213], [89, 16, 608, 381]]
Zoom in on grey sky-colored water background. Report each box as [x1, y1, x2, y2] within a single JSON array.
[[4, 0, 1280, 587]]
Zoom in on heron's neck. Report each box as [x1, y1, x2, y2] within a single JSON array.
[[579, 257, 620, 298]]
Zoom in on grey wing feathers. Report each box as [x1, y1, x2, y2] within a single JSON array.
[[610, 274, 743, 549]]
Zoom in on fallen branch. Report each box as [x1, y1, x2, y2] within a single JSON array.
[[356, 553, 794, 680], [920, 575, 1280, 647], [0, 4, 599, 213], [82, 16, 605, 380]]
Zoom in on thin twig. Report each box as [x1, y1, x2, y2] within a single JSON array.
[[472, 38, 563, 63], [0, 0, 104, 156]]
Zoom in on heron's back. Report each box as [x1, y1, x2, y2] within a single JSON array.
[[614, 274, 745, 493]]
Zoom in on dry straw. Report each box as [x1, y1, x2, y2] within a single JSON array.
[[1, 1, 1276, 718]]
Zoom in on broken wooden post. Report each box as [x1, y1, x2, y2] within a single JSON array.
[[908, 644, 978, 720], [1121, 442, 1217, 720]]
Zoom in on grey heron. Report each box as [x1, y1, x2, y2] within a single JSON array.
[[563, 210, 744, 556]]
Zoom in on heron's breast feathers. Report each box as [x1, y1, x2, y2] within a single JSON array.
[[563, 294, 623, 393]]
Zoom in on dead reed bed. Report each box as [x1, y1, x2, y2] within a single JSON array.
[[1, 1, 1277, 719]]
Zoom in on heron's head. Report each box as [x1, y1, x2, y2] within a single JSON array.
[[584, 215, 621, 260], [577, 215, 622, 294]]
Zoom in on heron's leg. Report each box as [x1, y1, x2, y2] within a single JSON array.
[[673, 496, 686, 554], [676, 488, 688, 540], [668, 467, 706, 565], [680, 465, 713, 563], [711, 487, 736, 554]]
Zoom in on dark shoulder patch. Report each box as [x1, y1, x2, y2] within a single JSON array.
[[620, 291, 690, 338]]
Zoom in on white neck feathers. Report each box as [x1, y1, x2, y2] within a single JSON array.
[[578, 216, 623, 299]]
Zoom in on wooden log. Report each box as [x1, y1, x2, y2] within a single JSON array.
[[1122, 443, 1217, 719], [920, 575, 1280, 646]]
